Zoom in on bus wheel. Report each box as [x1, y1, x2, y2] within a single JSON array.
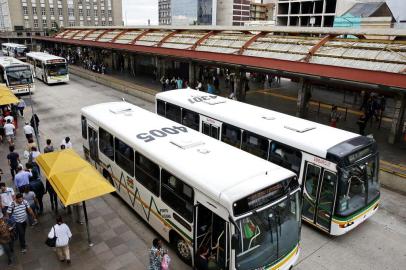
[[173, 234, 191, 264]]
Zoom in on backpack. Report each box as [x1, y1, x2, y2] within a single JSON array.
[[161, 254, 171, 270]]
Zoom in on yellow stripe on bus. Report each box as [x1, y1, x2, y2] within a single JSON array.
[[268, 244, 299, 270]]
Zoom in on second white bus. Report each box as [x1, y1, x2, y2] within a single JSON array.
[[1, 43, 28, 61], [156, 90, 380, 236], [26, 52, 69, 84], [0, 57, 34, 95], [81, 101, 301, 270]]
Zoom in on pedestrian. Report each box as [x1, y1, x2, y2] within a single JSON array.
[[195, 246, 211, 270], [48, 216, 72, 264], [161, 249, 171, 270], [160, 76, 167, 91], [6, 193, 37, 253], [0, 182, 15, 215], [196, 80, 202, 91], [176, 77, 183, 89], [357, 113, 368, 136], [149, 238, 163, 270], [25, 137, 37, 153], [7, 145, 20, 179], [28, 146, 41, 164], [61, 137, 72, 149], [329, 105, 340, 128], [170, 77, 176, 90], [30, 114, 40, 136], [3, 119, 15, 145], [0, 216, 14, 265], [23, 122, 34, 141], [44, 139, 54, 153], [17, 99, 26, 117], [207, 83, 214, 94], [29, 178, 45, 215], [22, 186, 38, 225], [46, 180, 58, 213], [14, 165, 32, 193]]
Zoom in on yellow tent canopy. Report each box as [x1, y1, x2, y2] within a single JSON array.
[[0, 84, 18, 106]]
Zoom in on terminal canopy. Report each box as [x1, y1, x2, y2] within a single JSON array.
[[0, 84, 18, 106]]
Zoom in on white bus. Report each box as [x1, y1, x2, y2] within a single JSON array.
[[81, 102, 301, 270], [155, 90, 380, 236], [26, 52, 69, 84], [1, 43, 28, 61], [0, 57, 35, 94]]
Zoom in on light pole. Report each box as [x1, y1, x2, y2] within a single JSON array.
[[27, 82, 41, 152]]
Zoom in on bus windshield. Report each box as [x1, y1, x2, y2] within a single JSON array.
[[46, 63, 68, 76], [6, 66, 33, 86], [336, 153, 379, 217], [235, 191, 300, 270]]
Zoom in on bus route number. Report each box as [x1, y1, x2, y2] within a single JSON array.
[[136, 126, 187, 142], [188, 95, 217, 104]]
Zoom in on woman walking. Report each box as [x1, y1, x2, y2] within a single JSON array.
[[148, 238, 162, 270], [48, 216, 72, 264]]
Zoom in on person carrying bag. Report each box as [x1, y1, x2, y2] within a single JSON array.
[[47, 216, 72, 264]]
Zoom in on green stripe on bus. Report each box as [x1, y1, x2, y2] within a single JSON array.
[[332, 196, 380, 222]]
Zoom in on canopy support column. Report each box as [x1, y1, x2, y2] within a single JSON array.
[[388, 93, 406, 144], [296, 78, 312, 118], [82, 201, 94, 247]]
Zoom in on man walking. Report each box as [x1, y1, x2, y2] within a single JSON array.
[[23, 122, 34, 141], [6, 193, 37, 253], [7, 145, 20, 180], [3, 119, 15, 145], [30, 114, 40, 137], [0, 216, 14, 265], [0, 182, 15, 215], [14, 165, 32, 193], [17, 98, 26, 117], [61, 137, 72, 149]]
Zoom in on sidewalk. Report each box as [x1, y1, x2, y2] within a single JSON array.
[[0, 114, 185, 269]]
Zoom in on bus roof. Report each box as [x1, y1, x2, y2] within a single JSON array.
[[0, 56, 29, 67], [26, 52, 66, 62], [81, 102, 295, 209], [1, 43, 27, 48], [156, 90, 360, 158]]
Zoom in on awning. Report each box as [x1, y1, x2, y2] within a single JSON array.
[[0, 84, 18, 106]]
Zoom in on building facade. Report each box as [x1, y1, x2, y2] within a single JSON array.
[[250, 1, 275, 22], [0, 0, 122, 35], [159, 0, 171, 25]]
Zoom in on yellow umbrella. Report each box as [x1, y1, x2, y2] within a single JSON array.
[[49, 165, 116, 206], [36, 149, 87, 179], [0, 85, 18, 106]]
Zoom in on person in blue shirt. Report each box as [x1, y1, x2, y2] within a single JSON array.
[[14, 165, 32, 193]]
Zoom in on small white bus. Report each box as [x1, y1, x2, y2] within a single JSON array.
[[156, 90, 380, 236], [81, 102, 301, 270], [26, 52, 69, 84], [1, 43, 28, 61], [0, 57, 35, 94]]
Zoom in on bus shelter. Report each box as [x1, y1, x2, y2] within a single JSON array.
[[36, 149, 116, 246]]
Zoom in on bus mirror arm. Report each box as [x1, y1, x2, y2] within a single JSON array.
[[229, 216, 240, 250]]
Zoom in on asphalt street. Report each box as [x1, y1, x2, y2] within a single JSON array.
[[25, 74, 406, 270]]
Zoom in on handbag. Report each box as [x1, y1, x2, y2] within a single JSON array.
[[45, 226, 57, 247]]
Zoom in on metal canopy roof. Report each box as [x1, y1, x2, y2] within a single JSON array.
[[35, 26, 406, 90]]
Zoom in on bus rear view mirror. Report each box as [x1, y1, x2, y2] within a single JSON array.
[[231, 234, 239, 250]]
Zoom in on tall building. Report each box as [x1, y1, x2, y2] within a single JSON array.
[[0, 0, 122, 35], [250, 0, 275, 22], [159, 0, 171, 25], [216, 0, 250, 26]]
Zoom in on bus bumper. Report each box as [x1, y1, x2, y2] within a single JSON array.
[[330, 199, 379, 236], [268, 244, 300, 270]]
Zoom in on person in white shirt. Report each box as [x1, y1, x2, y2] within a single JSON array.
[[23, 122, 34, 141], [0, 182, 15, 214], [61, 137, 72, 149], [4, 115, 14, 124], [29, 146, 41, 163], [48, 216, 72, 264], [3, 119, 15, 145]]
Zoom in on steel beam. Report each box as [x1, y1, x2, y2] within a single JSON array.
[[190, 30, 216, 50], [302, 34, 337, 63], [81, 29, 98, 40], [238, 31, 265, 55], [111, 29, 130, 43], [70, 29, 84, 39], [95, 29, 112, 41], [60, 29, 73, 38], [130, 29, 153, 45], [156, 30, 179, 47], [34, 36, 406, 90]]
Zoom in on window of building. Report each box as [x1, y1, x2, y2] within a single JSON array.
[[108, 21, 112, 26], [42, 19, 47, 28], [269, 141, 303, 174], [241, 131, 269, 160], [101, 21, 106, 26], [68, 8, 74, 16], [135, 153, 160, 196], [24, 20, 30, 28], [50, 7, 54, 15], [165, 103, 181, 124], [58, 8, 63, 16], [79, 9, 83, 16], [23, 6, 28, 15], [181, 109, 199, 131], [99, 128, 114, 161], [68, 21, 75, 27], [86, 9, 91, 17], [108, 10, 112, 16], [41, 7, 46, 16], [101, 9, 105, 16], [161, 170, 194, 222], [94, 9, 98, 16], [114, 138, 134, 176], [51, 21, 57, 28], [221, 123, 242, 148], [33, 19, 39, 28], [32, 7, 37, 14]]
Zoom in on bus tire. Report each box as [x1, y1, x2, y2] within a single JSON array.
[[170, 231, 192, 264]]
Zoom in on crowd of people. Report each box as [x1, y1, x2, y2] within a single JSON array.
[[0, 104, 76, 265], [357, 92, 387, 135]]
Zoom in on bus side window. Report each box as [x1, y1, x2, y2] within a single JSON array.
[[161, 169, 194, 222], [81, 116, 87, 139], [241, 131, 268, 160], [221, 123, 241, 148], [0, 66, 4, 83], [134, 152, 160, 196], [269, 141, 302, 174], [165, 102, 182, 124], [35, 60, 41, 68], [114, 138, 134, 176], [181, 108, 199, 131], [157, 99, 166, 116], [99, 127, 114, 161]]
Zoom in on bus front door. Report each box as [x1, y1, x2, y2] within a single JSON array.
[[194, 203, 229, 269], [302, 162, 337, 232], [88, 127, 99, 162], [200, 117, 221, 140]]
